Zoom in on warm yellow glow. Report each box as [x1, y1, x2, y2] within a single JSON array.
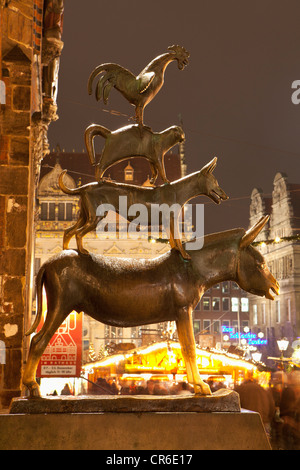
[[82, 340, 257, 375]]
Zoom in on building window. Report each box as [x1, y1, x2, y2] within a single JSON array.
[[58, 202, 73, 221], [287, 298, 291, 322], [117, 328, 123, 338], [222, 298, 230, 311], [232, 282, 239, 290], [203, 298, 210, 311], [193, 320, 201, 335], [203, 320, 211, 333], [212, 297, 220, 311], [275, 300, 280, 323], [131, 327, 137, 338], [34, 258, 41, 275], [222, 320, 230, 328], [262, 303, 266, 324], [241, 298, 249, 312], [124, 162, 134, 181], [40, 202, 55, 220], [58, 203, 65, 221], [213, 321, 220, 334], [231, 297, 239, 312], [253, 304, 258, 325]]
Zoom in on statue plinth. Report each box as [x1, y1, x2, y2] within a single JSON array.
[[2, 391, 271, 449], [9, 388, 240, 414]]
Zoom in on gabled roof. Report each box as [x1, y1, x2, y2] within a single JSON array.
[[2, 45, 31, 63]]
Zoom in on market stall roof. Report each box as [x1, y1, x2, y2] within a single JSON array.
[[82, 341, 263, 374]]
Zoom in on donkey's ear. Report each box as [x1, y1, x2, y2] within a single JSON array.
[[201, 157, 217, 175], [240, 215, 269, 248]]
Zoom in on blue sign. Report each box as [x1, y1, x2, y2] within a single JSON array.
[[222, 327, 235, 333], [222, 327, 267, 346]]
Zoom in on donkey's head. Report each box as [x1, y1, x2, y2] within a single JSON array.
[[237, 216, 279, 300], [198, 157, 229, 204]]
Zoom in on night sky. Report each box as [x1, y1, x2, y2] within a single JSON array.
[[48, 0, 300, 235]]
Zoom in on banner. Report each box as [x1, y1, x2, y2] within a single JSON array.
[[36, 289, 82, 378]]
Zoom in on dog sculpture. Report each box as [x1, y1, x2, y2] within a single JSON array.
[[59, 157, 228, 260], [23, 216, 279, 398], [84, 123, 185, 183]]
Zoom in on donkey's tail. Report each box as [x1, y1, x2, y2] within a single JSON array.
[[84, 124, 111, 166], [25, 264, 46, 336]]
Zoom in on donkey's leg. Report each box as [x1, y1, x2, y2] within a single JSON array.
[[176, 307, 212, 395], [23, 306, 69, 398]]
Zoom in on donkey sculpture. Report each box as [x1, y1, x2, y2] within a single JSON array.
[[24, 215, 279, 397], [59, 157, 228, 260]]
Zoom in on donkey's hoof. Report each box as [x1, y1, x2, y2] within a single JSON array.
[[194, 382, 212, 396], [25, 381, 42, 398]]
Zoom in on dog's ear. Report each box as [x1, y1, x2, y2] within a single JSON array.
[[201, 157, 217, 175]]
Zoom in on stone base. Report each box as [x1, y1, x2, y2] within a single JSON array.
[[0, 409, 270, 450], [9, 389, 240, 414]]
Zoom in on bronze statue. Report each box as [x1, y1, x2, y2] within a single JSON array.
[[23, 216, 279, 398], [88, 45, 190, 126], [58, 157, 228, 260], [85, 123, 185, 183]]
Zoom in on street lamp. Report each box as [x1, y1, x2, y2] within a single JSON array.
[[277, 338, 289, 370], [277, 338, 289, 354], [252, 352, 262, 363]]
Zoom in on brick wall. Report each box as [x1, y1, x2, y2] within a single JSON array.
[[0, 1, 35, 408]]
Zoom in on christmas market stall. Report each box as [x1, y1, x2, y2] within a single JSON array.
[[81, 341, 271, 394]]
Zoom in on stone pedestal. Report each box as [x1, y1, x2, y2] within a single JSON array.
[[9, 388, 241, 414], [0, 392, 271, 450]]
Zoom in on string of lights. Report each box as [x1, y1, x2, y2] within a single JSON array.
[[252, 233, 300, 247]]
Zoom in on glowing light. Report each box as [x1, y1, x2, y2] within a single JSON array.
[[277, 338, 289, 352]]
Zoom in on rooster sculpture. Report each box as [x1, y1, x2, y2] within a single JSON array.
[[88, 45, 190, 126]]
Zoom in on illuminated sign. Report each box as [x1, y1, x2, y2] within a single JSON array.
[[222, 327, 267, 346]]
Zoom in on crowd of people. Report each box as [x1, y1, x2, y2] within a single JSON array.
[[235, 370, 300, 450], [90, 376, 195, 396]]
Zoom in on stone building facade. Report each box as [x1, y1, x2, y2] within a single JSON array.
[[248, 172, 300, 362], [0, 0, 65, 408]]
